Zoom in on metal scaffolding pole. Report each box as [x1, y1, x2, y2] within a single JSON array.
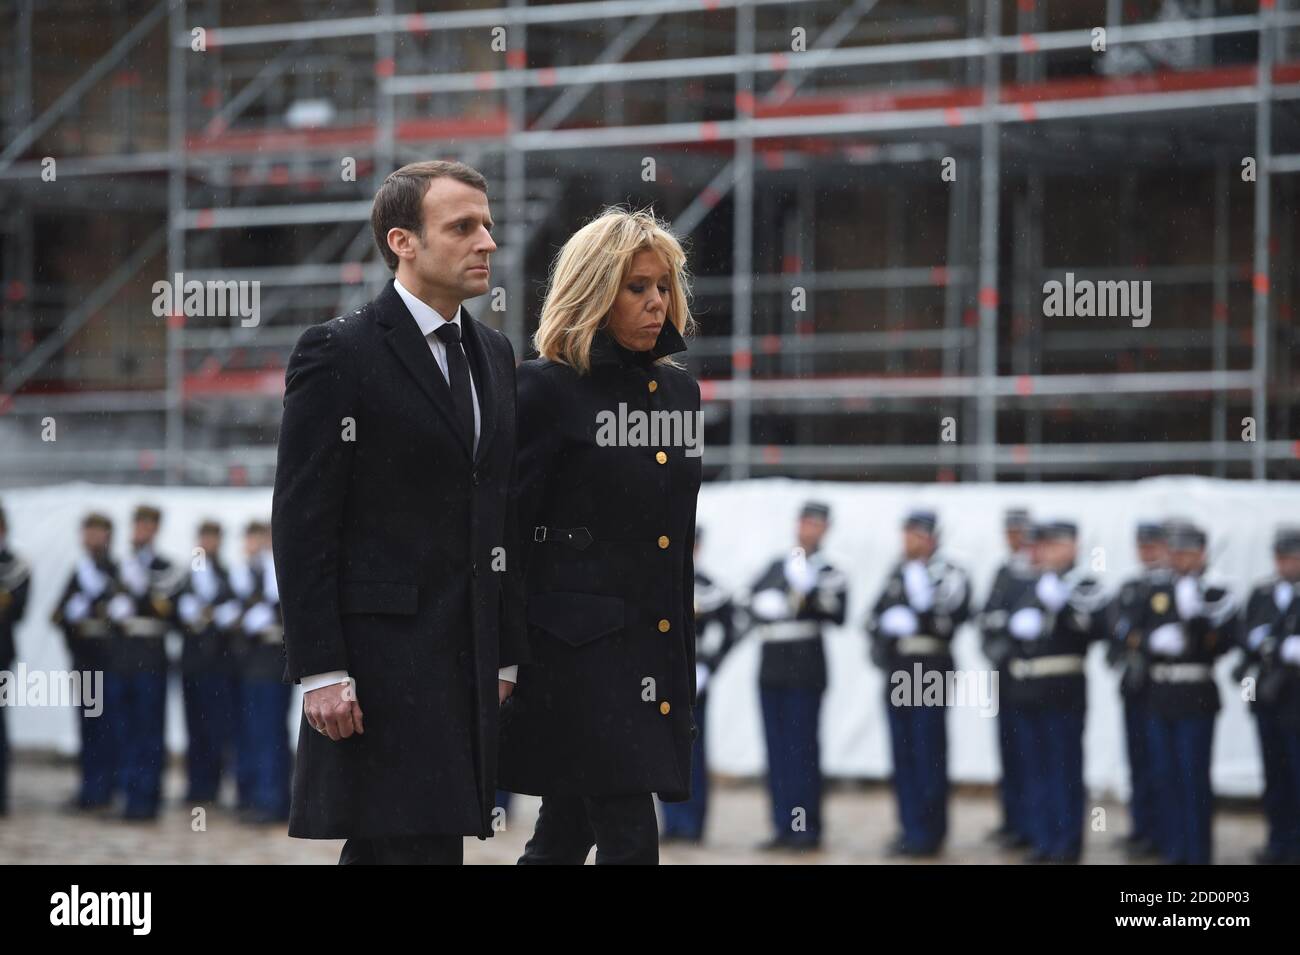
[[1252, 4, 1275, 479], [976, 0, 1001, 481], [1213, 156, 1229, 478], [505, 0, 527, 353], [165, 0, 186, 484], [730, 0, 755, 479]]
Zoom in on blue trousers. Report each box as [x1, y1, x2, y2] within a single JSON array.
[[660, 699, 709, 840], [1123, 696, 1158, 842], [886, 699, 948, 852], [996, 702, 1029, 838], [1146, 712, 1215, 865], [116, 669, 168, 817], [183, 672, 237, 802], [78, 669, 122, 807], [759, 685, 823, 845], [236, 678, 292, 818], [1255, 710, 1300, 860], [1020, 707, 1085, 859]]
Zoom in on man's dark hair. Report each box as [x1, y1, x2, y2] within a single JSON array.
[[371, 160, 489, 271]]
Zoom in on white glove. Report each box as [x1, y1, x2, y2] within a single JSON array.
[[178, 592, 203, 625], [1274, 581, 1294, 613], [1009, 607, 1045, 641], [1247, 624, 1271, 651], [783, 551, 819, 595], [751, 588, 790, 621], [214, 599, 244, 630], [120, 558, 150, 597], [878, 604, 920, 639], [243, 602, 274, 634], [695, 662, 710, 695], [1148, 622, 1187, 656], [902, 561, 935, 612], [107, 592, 135, 622], [1035, 573, 1070, 612], [1175, 576, 1204, 620], [64, 592, 91, 623], [1280, 635, 1300, 665]]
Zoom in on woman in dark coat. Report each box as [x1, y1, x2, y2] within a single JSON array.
[[499, 207, 702, 864]]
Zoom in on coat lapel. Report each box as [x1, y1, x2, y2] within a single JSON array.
[[374, 279, 474, 460]]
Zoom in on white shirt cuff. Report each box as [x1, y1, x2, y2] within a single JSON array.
[[498, 665, 518, 684], [301, 670, 351, 692]]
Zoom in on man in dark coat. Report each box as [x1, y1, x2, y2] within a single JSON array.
[[272, 160, 527, 864], [0, 502, 31, 816]]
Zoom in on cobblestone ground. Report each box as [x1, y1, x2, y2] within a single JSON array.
[[0, 755, 1266, 865]]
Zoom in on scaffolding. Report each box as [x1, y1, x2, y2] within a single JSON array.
[[0, 0, 1297, 486]]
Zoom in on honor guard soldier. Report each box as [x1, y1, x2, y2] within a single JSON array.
[[109, 504, 185, 821], [1001, 520, 1109, 863], [1237, 525, 1300, 864], [51, 512, 122, 811], [1137, 520, 1236, 865], [747, 500, 848, 851], [660, 525, 737, 844], [0, 503, 31, 816], [1107, 521, 1170, 860], [177, 520, 243, 804], [867, 509, 971, 857], [230, 521, 291, 824], [978, 508, 1037, 849]]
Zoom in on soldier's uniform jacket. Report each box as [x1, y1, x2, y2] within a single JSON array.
[[1239, 577, 1300, 729], [1132, 572, 1237, 719], [1108, 566, 1172, 698], [978, 550, 1036, 670], [109, 547, 185, 674], [746, 549, 849, 692], [51, 554, 122, 670], [867, 555, 971, 684], [498, 323, 703, 802], [693, 569, 737, 699], [999, 567, 1109, 710], [177, 555, 242, 677], [0, 545, 31, 668], [230, 552, 285, 683]]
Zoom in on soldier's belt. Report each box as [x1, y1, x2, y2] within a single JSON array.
[[754, 620, 821, 642], [253, 626, 284, 645], [895, 635, 947, 656], [1150, 662, 1213, 684], [122, 618, 169, 638], [76, 620, 112, 638], [1009, 654, 1085, 679]]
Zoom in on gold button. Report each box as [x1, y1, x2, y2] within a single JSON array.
[[658, 618, 671, 632], [657, 535, 669, 549], [660, 701, 671, 715], [655, 450, 667, 464], [648, 380, 658, 393]]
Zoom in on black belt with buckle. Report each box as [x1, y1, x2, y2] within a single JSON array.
[[533, 526, 593, 550]]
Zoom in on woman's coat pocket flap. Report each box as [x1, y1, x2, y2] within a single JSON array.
[[527, 591, 624, 647], [339, 580, 419, 615]]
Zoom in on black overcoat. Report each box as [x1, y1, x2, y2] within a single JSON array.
[[272, 278, 527, 839], [498, 322, 703, 801]]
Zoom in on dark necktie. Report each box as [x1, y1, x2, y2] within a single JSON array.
[[433, 322, 475, 452]]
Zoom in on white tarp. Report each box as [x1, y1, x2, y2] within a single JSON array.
[[2, 476, 1294, 798]]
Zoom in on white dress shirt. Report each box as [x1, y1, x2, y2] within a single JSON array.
[[301, 278, 515, 694]]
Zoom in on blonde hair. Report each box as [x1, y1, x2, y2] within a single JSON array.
[[534, 206, 695, 373]]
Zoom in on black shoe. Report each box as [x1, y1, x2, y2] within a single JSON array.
[[1124, 837, 1161, 860], [119, 809, 159, 823], [757, 837, 796, 852]]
